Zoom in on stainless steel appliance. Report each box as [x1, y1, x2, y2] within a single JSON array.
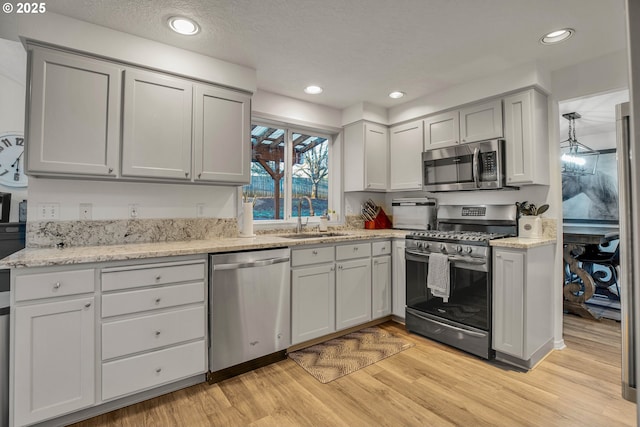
[[208, 248, 291, 376], [616, 102, 636, 401], [405, 204, 517, 359], [391, 197, 436, 230], [422, 139, 507, 192]]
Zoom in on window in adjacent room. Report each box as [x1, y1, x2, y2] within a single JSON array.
[[243, 121, 332, 222]]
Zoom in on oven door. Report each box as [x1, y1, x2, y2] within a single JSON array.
[[405, 248, 491, 331]]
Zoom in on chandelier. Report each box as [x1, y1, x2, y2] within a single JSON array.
[[560, 112, 599, 176]]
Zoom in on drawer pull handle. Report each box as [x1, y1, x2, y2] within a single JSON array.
[[155, 331, 161, 337], [381, 247, 386, 251], [156, 368, 162, 373], [53, 282, 61, 289], [155, 275, 161, 281], [108, 167, 113, 173], [84, 302, 92, 308], [155, 297, 162, 304], [312, 250, 318, 255]]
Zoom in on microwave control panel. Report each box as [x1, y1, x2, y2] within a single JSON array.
[[480, 151, 498, 181]]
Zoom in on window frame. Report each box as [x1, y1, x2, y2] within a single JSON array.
[[244, 118, 339, 227]]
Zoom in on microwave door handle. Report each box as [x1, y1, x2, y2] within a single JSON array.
[[472, 147, 480, 188]]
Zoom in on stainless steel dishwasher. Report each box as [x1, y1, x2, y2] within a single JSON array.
[[209, 248, 291, 374]]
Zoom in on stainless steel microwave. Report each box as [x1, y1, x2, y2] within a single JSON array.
[[422, 139, 506, 192]]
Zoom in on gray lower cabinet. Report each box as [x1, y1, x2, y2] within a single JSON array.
[[492, 245, 555, 369], [11, 267, 96, 427], [391, 240, 406, 318], [291, 263, 336, 345], [10, 256, 207, 427], [336, 257, 372, 330]]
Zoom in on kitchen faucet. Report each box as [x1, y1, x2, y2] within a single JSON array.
[[296, 197, 314, 233]]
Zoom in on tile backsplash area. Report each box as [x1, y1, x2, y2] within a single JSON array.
[[27, 218, 238, 248]]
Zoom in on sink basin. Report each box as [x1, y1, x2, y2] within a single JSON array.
[[280, 232, 348, 239]]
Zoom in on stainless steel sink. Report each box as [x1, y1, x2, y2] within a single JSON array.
[[280, 232, 348, 239]]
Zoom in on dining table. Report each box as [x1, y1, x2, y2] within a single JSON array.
[[562, 224, 619, 320]]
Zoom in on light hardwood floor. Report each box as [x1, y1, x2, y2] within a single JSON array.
[[73, 314, 636, 427]]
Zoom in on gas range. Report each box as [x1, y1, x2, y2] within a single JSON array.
[[407, 230, 510, 245]]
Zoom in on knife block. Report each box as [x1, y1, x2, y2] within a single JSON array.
[[364, 208, 392, 229]]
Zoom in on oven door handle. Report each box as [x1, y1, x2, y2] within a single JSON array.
[[472, 147, 480, 188], [405, 250, 487, 265], [410, 311, 486, 338]]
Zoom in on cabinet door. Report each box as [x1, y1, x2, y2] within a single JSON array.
[[364, 123, 388, 191], [459, 99, 503, 144], [424, 110, 459, 149], [372, 255, 391, 319], [13, 297, 95, 426], [291, 264, 336, 344], [28, 48, 120, 176], [392, 240, 406, 318], [389, 121, 423, 191], [336, 258, 372, 330], [492, 249, 525, 358], [122, 69, 192, 180], [504, 89, 549, 185], [193, 85, 251, 184]]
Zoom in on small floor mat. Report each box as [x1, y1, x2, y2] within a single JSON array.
[[288, 326, 414, 383]]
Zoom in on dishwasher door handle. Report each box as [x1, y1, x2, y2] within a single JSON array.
[[213, 256, 290, 271]]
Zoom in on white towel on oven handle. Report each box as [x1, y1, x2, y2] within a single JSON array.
[[427, 252, 450, 303]]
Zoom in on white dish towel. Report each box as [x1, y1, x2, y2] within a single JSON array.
[[427, 253, 450, 303]]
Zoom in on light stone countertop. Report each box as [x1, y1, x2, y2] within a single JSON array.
[[0, 229, 408, 268], [490, 236, 557, 249]]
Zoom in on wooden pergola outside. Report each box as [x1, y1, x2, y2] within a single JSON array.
[[250, 125, 327, 219]]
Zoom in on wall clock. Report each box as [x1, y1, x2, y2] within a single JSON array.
[[0, 132, 28, 187]]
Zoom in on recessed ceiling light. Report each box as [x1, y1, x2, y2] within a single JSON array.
[[389, 91, 405, 99], [168, 16, 200, 35], [540, 28, 574, 45], [304, 85, 323, 95]]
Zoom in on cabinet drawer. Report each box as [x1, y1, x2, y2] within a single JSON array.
[[336, 242, 371, 260], [14, 269, 95, 302], [102, 281, 204, 317], [372, 241, 391, 256], [102, 306, 205, 360], [102, 340, 205, 401], [291, 246, 334, 267], [102, 261, 205, 291]]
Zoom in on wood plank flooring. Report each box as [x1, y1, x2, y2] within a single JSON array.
[[72, 314, 636, 427]]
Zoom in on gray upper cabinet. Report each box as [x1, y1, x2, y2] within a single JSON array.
[[27, 47, 121, 177], [122, 69, 193, 180], [193, 85, 251, 184], [424, 110, 459, 149], [459, 99, 503, 143], [389, 120, 423, 191], [26, 45, 252, 186]]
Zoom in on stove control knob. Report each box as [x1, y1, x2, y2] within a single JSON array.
[[455, 245, 463, 253], [416, 242, 424, 249], [439, 244, 446, 252], [423, 243, 430, 249], [464, 247, 473, 254]]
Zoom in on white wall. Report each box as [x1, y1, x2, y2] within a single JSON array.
[[0, 38, 27, 222], [27, 178, 236, 221]]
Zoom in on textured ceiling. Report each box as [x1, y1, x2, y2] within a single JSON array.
[[45, 0, 627, 109]]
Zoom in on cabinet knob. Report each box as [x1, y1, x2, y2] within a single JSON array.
[[108, 167, 113, 173], [198, 173, 202, 178], [185, 172, 189, 177], [338, 265, 343, 270], [312, 250, 318, 255], [381, 246, 386, 251], [462, 139, 466, 142], [155, 330, 161, 337], [330, 266, 335, 271], [155, 368, 162, 374], [84, 302, 92, 308], [250, 341, 259, 346], [155, 297, 162, 304], [53, 282, 61, 290], [353, 247, 359, 251], [155, 275, 161, 281]]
